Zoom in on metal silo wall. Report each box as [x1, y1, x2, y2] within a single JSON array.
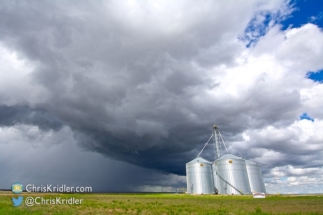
[[245, 160, 266, 193], [186, 159, 215, 194], [212, 162, 218, 192], [215, 157, 251, 195]]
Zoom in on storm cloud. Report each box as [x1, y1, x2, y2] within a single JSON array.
[[0, 0, 323, 192]]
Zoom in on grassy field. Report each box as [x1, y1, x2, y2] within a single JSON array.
[[1, 191, 323, 215]]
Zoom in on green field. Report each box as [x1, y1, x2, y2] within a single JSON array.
[[1, 192, 323, 215]]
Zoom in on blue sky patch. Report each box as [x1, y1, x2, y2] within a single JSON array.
[[307, 70, 323, 83], [300, 113, 314, 121], [242, 13, 273, 47], [241, 0, 323, 47], [280, 0, 323, 30]]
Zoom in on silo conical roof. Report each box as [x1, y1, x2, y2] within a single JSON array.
[[245, 160, 260, 165], [218, 153, 243, 160], [187, 157, 212, 164]]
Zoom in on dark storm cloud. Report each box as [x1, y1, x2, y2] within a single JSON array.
[[0, 129, 186, 192], [0, 105, 63, 131], [1, 0, 322, 184], [0, 1, 250, 174]]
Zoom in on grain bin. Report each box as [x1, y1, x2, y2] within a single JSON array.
[[186, 157, 215, 194], [245, 160, 266, 193], [215, 154, 251, 195]]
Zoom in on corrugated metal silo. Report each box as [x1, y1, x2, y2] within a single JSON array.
[[245, 160, 266, 193], [215, 154, 251, 195], [186, 157, 215, 194], [212, 162, 219, 193]]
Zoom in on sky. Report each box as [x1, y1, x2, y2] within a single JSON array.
[[0, 0, 323, 194]]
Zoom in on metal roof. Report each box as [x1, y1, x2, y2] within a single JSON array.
[[187, 157, 212, 164], [245, 160, 255, 164], [245, 159, 261, 166], [218, 153, 244, 160]]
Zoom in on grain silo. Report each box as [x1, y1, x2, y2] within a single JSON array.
[[245, 160, 266, 193], [214, 154, 251, 195], [186, 124, 266, 195], [186, 157, 215, 194]]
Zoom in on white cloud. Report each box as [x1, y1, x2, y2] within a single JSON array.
[[265, 166, 323, 194], [0, 43, 46, 106]]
